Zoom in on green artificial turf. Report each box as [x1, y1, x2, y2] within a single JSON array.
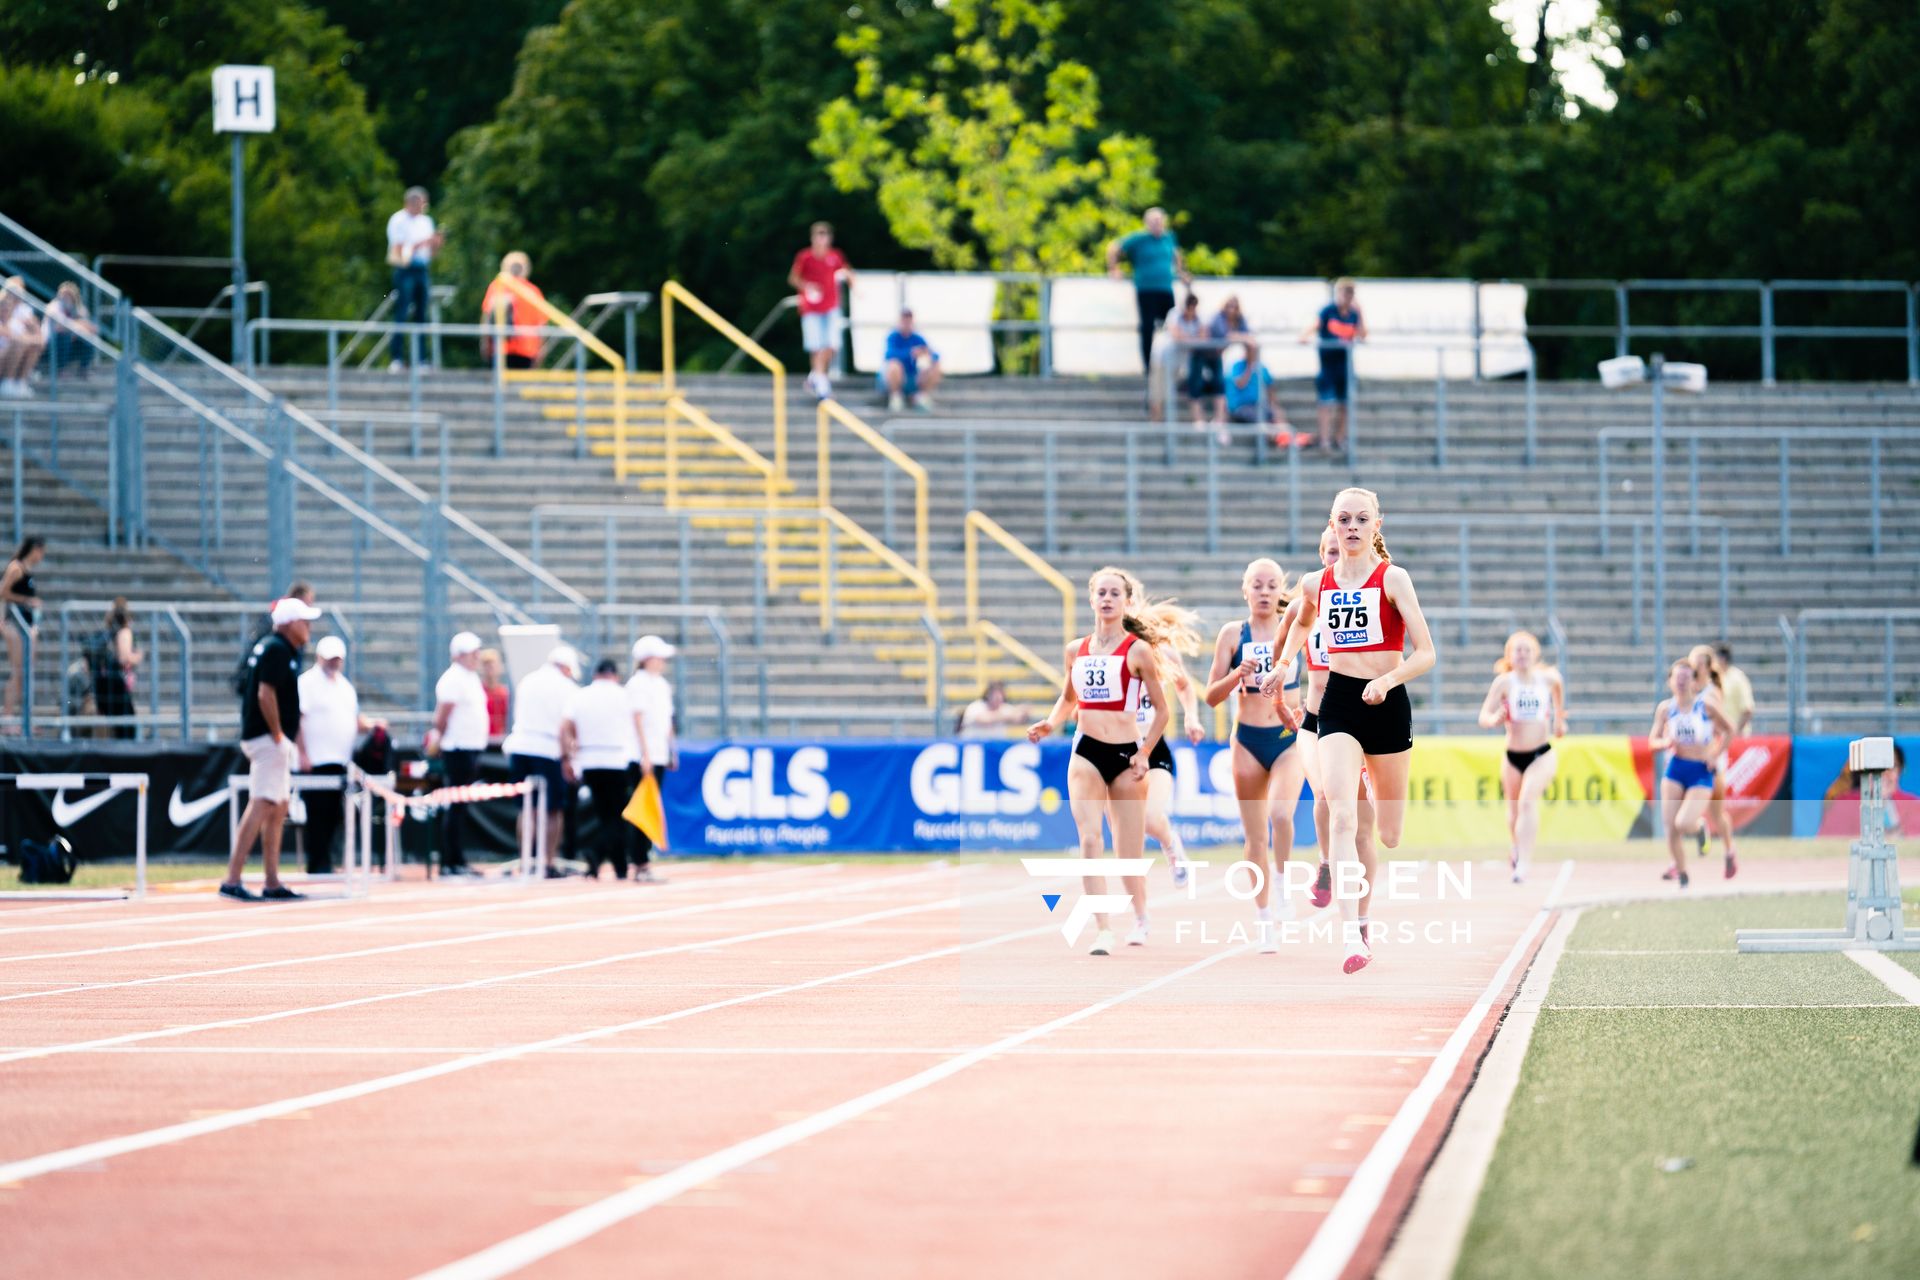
[[1454, 894, 1920, 1280]]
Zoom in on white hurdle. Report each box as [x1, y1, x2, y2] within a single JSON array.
[[1737, 736, 1915, 953], [0, 773, 150, 901], [226, 772, 372, 900]]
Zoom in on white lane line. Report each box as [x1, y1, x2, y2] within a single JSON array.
[[0, 867, 952, 1006], [0, 880, 1073, 1186], [0, 1044, 1441, 1058], [1543, 858, 1574, 909], [1284, 908, 1550, 1280], [411, 945, 1246, 1280], [0, 863, 839, 950], [1376, 908, 1580, 1280], [1551, 1001, 1911, 1010], [0, 873, 1019, 1068], [1843, 950, 1920, 1005], [0, 875, 532, 936], [0, 867, 871, 997]]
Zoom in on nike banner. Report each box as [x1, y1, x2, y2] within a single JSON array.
[[2, 741, 242, 859]]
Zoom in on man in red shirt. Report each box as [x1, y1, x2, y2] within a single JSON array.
[[787, 221, 854, 399]]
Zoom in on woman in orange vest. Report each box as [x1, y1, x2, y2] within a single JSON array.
[[480, 251, 546, 369]]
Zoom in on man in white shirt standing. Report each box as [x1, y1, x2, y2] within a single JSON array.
[[563, 658, 648, 881], [427, 631, 489, 875], [626, 636, 677, 879], [296, 635, 380, 876], [384, 186, 444, 372], [505, 645, 581, 876]]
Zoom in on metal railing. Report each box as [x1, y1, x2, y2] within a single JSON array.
[[1158, 335, 1540, 472], [818, 399, 929, 577], [52, 601, 193, 739], [661, 281, 789, 477], [837, 270, 1919, 384], [492, 273, 632, 479], [1784, 608, 1920, 736], [337, 284, 454, 371], [542, 291, 653, 372], [527, 503, 944, 722], [6, 602, 32, 736], [963, 510, 1075, 695], [1596, 425, 1920, 558]]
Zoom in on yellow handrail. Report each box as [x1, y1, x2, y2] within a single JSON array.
[[975, 619, 1063, 688], [963, 510, 1076, 700], [661, 281, 788, 477], [493, 274, 630, 479], [817, 400, 929, 577], [815, 505, 941, 708], [665, 396, 783, 587]]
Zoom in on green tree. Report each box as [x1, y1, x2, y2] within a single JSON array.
[[0, 0, 399, 323], [442, 0, 902, 368], [319, 0, 566, 188], [813, 0, 1233, 278]]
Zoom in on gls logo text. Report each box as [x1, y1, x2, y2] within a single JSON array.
[[701, 747, 845, 821], [909, 743, 1060, 816]]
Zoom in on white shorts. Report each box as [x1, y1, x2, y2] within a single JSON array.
[[800, 311, 840, 353], [242, 734, 293, 804]]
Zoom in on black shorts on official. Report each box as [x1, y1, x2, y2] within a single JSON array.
[[1313, 672, 1412, 756], [1074, 735, 1140, 785]]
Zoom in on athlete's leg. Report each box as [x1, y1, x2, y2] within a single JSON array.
[[1265, 745, 1308, 911], [1363, 749, 1412, 850], [1107, 767, 1151, 920], [1660, 778, 1689, 876], [1501, 760, 1523, 852], [1514, 752, 1557, 877], [1232, 740, 1275, 910], [1141, 769, 1186, 877], [1068, 757, 1118, 932], [1317, 732, 1366, 928], [1355, 778, 1379, 925]]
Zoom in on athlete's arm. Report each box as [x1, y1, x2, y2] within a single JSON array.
[[1702, 691, 1736, 757], [1647, 702, 1673, 752], [1204, 622, 1242, 707], [1477, 675, 1508, 730], [1362, 565, 1435, 703], [1028, 644, 1079, 743], [1167, 651, 1204, 743], [1261, 595, 1313, 696], [1551, 670, 1568, 737], [1131, 643, 1170, 778]]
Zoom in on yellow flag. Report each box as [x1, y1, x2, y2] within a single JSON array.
[[621, 771, 668, 850]]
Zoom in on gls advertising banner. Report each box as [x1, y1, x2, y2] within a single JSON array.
[[664, 739, 1299, 854]]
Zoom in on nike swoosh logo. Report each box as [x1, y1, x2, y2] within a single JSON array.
[[168, 785, 231, 828], [50, 789, 119, 828]]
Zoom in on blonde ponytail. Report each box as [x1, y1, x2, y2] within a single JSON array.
[[1092, 565, 1203, 655]]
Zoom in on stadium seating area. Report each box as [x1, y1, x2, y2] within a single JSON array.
[[4, 218, 1918, 741]]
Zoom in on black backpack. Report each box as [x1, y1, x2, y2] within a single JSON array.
[[82, 628, 116, 681], [18, 836, 77, 885], [353, 724, 394, 776]]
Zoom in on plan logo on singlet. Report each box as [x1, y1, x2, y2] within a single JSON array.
[[1020, 857, 1152, 946]]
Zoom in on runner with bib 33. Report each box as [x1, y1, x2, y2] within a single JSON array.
[[1263, 488, 1435, 974]]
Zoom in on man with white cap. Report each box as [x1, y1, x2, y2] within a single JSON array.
[[297, 635, 381, 876], [221, 595, 323, 901], [627, 635, 677, 879], [505, 645, 581, 875], [428, 630, 489, 875]]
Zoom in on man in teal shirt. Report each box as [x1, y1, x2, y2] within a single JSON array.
[[1107, 207, 1187, 374]]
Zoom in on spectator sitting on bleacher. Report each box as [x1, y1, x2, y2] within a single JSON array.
[[880, 310, 941, 412], [0, 277, 47, 399], [45, 283, 95, 379], [1222, 344, 1294, 446], [479, 252, 546, 370]]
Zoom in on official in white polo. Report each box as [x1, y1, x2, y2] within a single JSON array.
[[626, 635, 677, 878], [428, 631, 489, 875], [505, 645, 581, 875], [297, 635, 380, 876]]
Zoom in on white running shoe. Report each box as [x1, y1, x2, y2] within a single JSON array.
[[1125, 921, 1149, 947], [1257, 919, 1280, 954], [1271, 893, 1298, 922], [1170, 856, 1189, 889], [1090, 929, 1115, 956], [887, 391, 906, 411]]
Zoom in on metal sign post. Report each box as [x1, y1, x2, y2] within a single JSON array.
[[212, 65, 276, 366]]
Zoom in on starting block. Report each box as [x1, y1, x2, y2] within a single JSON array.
[[1737, 737, 1917, 952]]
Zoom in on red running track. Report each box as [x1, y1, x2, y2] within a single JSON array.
[[0, 857, 1558, 1279]]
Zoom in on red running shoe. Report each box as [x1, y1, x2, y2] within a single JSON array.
[[1310, 860, 1333, 909], [1343, 943, 1372, 975], [1724, 851, 1738, 880], [1661, 866, 1677, 881]]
